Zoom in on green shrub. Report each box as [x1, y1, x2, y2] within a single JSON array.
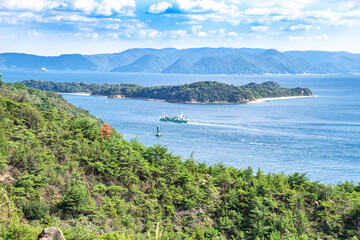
[[21, 200, 49, 220]]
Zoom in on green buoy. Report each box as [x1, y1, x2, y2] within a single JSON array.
[[156, 126, 162, 136]]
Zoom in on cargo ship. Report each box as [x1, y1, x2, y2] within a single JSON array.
[[160, 112, 189, 123]]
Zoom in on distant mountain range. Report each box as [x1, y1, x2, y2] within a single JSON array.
[[1, 48, 360, 74]]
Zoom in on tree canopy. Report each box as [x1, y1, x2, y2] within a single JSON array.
[[23, 80, 313, 103], [0, 81, 358, 240]]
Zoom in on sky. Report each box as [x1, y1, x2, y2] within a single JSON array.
[[0, 0, 360, 55]]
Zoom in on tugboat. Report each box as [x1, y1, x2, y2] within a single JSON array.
[[160, 112, 189, 123]]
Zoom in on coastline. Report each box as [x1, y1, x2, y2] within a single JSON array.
[[59, 92, 315, 104], [249, 95, 316, 104], [59, 92, 166, 102], [126, 97, 166, 102], [59, 92, 91, 96]]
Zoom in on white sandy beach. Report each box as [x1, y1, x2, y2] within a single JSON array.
[[250, 95, 316, 104]]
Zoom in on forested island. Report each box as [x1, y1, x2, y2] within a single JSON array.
[[0, 79, 360, 239], [23, 80, 313, 104]]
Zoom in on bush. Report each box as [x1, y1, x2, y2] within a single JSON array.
[[0, 221, 41, 240], [21, 200, 49, 220]]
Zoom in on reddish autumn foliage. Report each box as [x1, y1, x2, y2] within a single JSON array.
[[99, 123, 111, 138]]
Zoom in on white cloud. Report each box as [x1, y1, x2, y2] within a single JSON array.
[[251, 26, 269, 32], [190, 25, 202, 34], [28, 29, 43, 37], [167, 30, 188, 38], [188, 25, 207, 37], [288, 24, 314, 31], [288, 34, 330, 42], [250, 0, 315, 10], [175, 0, 238, 15], [74, 32, 99, 38], [107, 33, 118, 39], [71, 0, 136, 16], [0, 0, 62, 11], [147, 0, 360, 29], [244, 7, 272, 16], [96, 0, 136, 16], [0, 0, 136, 16], [154, 26, 243, 40], [227, 31, 239, 37], [111, 26, 163, 39], [149, 2, 172, 14], [73, 0, 97, 13], [148, 0, 241, 24], [53, 14, 97, 23], [1, 0, 360, 52], [315, 34, 330, 40]]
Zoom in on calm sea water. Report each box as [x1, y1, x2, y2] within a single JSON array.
[[2, 69, 360, 184]]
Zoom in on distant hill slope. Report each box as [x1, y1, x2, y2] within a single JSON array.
[[256, 49, 318, 74], [2, 48, 360, 74], [285, 51, 360, 73], [161, 58, 195, 73], [84, 48, 177, 71], [0, 53, 97, 70], [163, 49, 317, 74], [110, 54, 168, 73]]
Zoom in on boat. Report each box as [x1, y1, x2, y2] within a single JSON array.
[[160, 112, 189, 123], [24, 67, 47, 72]]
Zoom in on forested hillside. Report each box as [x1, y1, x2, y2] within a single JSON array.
[[2, 48, 360, 73], [23, 80, 313, 104], [0, 77, 360, 239]]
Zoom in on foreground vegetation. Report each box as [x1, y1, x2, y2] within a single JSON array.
[[1, 78, 359, 239], [23, 80, 313, 103]]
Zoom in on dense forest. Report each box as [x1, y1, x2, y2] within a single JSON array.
[[1, 78, 359, 239], [22, 80, 313, 104]]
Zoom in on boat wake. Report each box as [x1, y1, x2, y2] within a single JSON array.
[[188, 122, 348, 141], [188, 121, 249, 130]]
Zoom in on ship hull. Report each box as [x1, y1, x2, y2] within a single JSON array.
[[160, 118, 189, 123]]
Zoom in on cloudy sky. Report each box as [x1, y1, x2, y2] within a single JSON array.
[[0, 0, 360, 55]]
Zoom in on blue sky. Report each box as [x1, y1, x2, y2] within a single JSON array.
[[0, 0, 360, 55]]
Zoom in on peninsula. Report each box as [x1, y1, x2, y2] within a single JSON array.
[[22, 80, 313, 104]]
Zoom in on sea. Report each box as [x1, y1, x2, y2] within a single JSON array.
[[2, 69, 360, 184]]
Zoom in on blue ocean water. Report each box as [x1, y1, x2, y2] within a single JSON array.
[[2, 69, 360, 184]]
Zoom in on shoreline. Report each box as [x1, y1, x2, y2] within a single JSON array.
[[249, 95, 316, 104], [59, 92, 91, 96], [59, 92, 315, 104]]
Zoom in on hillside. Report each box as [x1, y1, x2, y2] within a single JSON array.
[[1, 76, 360, 239], [0, 53, 97, 70], [163, 50, 317, 74], [2, 48, 360, 74], [286, 50, 360, 73], [110, 54, 168, 73], [22, 80, 313, 104]]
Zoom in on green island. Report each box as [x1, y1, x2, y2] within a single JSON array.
[[22, 80, 313, 104], [1, 78, 359, 240]]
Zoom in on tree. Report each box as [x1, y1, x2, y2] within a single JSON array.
[[99, 122, 112, 138]]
